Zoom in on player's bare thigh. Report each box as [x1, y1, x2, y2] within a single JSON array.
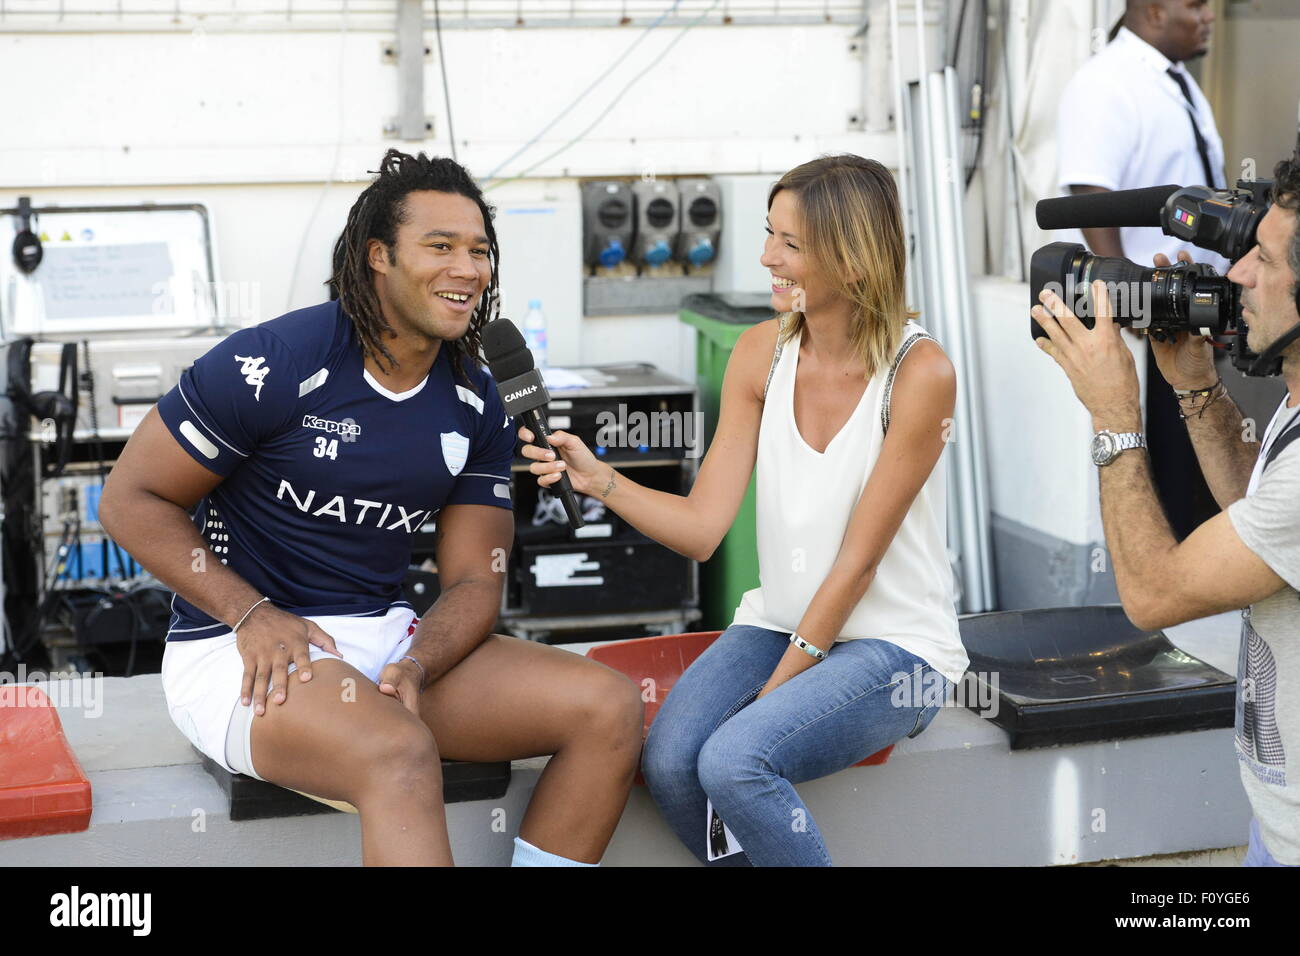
[[249, 657, 439, 804], [418, 634, 644, 762]]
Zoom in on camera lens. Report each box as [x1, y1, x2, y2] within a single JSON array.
[[1030, 242, 1235, 338]]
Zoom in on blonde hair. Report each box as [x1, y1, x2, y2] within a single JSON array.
[[769, 154, 918, 381]]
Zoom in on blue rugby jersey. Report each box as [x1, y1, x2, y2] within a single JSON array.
[[155, 300, 514, 640]]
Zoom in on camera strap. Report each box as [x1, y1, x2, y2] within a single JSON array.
[[1247, 320, 1300, 377], [1262, 409, 1300, 475]]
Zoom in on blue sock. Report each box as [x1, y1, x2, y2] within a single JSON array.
[[510, 835, 599, 867]]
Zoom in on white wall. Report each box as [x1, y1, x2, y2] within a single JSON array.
[[1, 20, 913, 188], [1, 7, 948, 383], [712, 173, 782, 294], [970, 274, 1148, 546], [1218, 5, 1300, 180]]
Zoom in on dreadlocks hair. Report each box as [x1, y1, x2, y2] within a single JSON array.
[[328, 149, 500, 390]]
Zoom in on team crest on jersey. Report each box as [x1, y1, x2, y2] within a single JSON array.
[[234, 354, 269, 401], [440, 431, 469, 477]]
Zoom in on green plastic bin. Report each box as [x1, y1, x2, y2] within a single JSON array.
[[678, 293, 774, 631]]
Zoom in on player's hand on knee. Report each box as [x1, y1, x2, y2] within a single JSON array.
[[378, 659, 422, 716], [302, 619, 342, 667]]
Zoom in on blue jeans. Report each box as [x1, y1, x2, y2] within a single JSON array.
[[641, 624, 948, 866], [1244, 818, 1298, 867]]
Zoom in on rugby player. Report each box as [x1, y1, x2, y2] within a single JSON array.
[[100, 150, 644, 866]]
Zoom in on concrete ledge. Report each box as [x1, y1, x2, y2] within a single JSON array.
[[0, 672, 543, 866], [0, 612, 1252, 866]]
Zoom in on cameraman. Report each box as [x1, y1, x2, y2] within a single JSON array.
[[1032, 152, 1300, 867]]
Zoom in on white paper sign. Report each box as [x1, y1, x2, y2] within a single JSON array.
[[705, 800, 743, 861], [529, 552, 603, 587]]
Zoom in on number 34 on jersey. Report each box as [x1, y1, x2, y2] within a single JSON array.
[[313, 437, 340, 460]]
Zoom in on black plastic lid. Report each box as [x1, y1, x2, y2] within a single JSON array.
[[681, 292, 775, 324]]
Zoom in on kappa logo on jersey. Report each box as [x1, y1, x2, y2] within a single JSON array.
[[234, 354, 270, 401], [441, 431, 469, 476], [302, 414, 362, 439]]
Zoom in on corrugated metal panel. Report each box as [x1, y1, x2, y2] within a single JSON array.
[[0, 0, 868, 30]]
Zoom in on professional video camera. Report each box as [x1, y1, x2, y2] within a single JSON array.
[[1030, 179, 1277, 375]]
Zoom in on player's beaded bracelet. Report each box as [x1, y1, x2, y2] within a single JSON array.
[[232, 596, 271, 633], [789, 632, 827, 662]]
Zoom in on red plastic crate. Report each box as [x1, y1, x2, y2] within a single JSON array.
[[587, 631, 892, 783], [0, 684, 93, 840]]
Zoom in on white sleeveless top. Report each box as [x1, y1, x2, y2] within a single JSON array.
[[730, 318, 969, 684]]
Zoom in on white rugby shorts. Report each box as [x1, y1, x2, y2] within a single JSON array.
[[161, 605, 418, 778]]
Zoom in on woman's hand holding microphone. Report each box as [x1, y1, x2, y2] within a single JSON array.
[[517, 425, 616, 500]]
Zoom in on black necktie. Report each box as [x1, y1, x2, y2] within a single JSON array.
[[1167, 67, 1221, 189]]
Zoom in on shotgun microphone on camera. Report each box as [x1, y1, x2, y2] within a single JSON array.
[[1035, 184, 1180, 230]]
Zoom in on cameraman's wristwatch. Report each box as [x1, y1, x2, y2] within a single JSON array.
[[1091, 429, 1146, 467]]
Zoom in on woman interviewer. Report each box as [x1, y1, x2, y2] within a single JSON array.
[[518, 154, 968, 866]]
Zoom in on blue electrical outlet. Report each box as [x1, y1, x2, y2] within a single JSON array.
[[688, 238, 715, 266], [599, 237, 626, 268], [645, 239, 672, 266]]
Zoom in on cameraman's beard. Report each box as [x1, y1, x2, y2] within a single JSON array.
[[1250, 323, 1300, 362], [1246, 318, 1268, 356]]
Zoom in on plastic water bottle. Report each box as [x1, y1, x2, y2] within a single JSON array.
[[522, 299, 549, 367]]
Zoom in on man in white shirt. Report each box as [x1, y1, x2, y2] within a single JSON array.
[[1057, 0, 1226, 269], [1055, 0, 1228, 541]]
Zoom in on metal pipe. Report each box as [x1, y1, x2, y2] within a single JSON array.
[[888, 0, 918, 308], [865, 0, 891, 133], [942, 65, 995, 609]]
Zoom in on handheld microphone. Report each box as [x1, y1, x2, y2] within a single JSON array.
[[1035, 184, 1180, 230], [482, 319, 584, 530]]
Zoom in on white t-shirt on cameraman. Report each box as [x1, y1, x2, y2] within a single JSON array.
[[1226, 393, 1300, 865]]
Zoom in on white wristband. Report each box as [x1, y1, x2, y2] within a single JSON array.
[[789, 632, 826, 661]]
